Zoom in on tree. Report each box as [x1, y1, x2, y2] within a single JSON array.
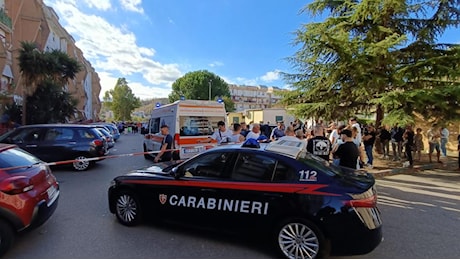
[[282, 0, 460, 127], [16, 41, 82, 125], [18, 41, 46, 125], [103, 78, 141, 121], [26, 80, 78, 124], [168, 70, 235, 112]]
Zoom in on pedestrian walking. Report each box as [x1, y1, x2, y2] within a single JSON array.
[[390, 124, 404, 161], [440, 125, 449, 157], [378, 125, 391, 159], [427, 123, 442, 163], [403, 125, 415, 168], [362, 125, 376, 169]]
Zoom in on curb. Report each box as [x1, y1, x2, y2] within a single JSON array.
[[369, 160, 458, 179]]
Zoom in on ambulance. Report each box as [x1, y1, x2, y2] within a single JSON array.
[[143, 99, 227, 160]]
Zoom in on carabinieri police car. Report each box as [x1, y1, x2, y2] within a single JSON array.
[[108, 138, 383, 259]]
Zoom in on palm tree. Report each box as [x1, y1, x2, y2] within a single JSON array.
[[17, 41, 82, 124], [18, 41, 46, 125], [47, 49, 81, 85]]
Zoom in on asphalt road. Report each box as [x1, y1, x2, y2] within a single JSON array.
[[4, 134, 460, 258]]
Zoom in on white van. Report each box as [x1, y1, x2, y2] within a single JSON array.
[[143, 99, 227, 160]]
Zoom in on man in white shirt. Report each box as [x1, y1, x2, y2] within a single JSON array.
[[349, 117, 362, 145], [328, 122, 340, 146], [279, 125, 307, 149], [246, 123, 262, 140], [200, 121, 233, 144]]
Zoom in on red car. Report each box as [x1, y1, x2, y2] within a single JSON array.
[[0, 144, 59, 256]]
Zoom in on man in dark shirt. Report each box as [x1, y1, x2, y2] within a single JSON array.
[[403, 125, 415, 167], [378, 125, 391, 159], [390, 124, 404, 161], [154, 124, 173, 162], [240, 122, 249, 137], [363, 125, 376, 168], [270, 121, 286, 141], [333, 129, 359, 169], [307, 125, 331, 161]]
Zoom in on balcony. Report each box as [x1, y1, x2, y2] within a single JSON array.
[[0, 9, 12, 31]]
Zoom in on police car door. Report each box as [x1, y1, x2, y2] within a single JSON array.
[[171, 150, 235, 227], [224, 151, 279, 231]]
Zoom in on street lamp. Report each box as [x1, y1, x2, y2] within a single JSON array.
[[208, 79, 212, 100]]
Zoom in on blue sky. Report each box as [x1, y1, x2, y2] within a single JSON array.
[[43, 0, 459, 101]]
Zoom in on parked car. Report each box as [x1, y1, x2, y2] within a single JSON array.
[[93, 126, 115, 149], [108, 139, 382, 258], [0, 124, 108, 171], [91, 123, 120, 142], [0, 144, 59, 256]]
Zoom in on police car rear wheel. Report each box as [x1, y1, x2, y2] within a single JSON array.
[[115, 190, 142, 226], [275, 218, 328, 259]]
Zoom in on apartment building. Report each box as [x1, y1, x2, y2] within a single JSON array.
[[0, 0, 101, 122], [228, 84, 287, 112]]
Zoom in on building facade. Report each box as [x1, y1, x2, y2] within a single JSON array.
[[0, 0, 101, 123], [228, 84, 286, 112]]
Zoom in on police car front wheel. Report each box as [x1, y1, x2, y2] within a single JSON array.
[[115, 190, 142, 226], [275, 218, 329, 259]]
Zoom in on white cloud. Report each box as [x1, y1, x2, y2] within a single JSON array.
[[230, 70, 282, 86], [82, 0, 111, 11], [119, 0, 144, 13], [47, 0, 182, 100], [235, 77, 258, 86], [98, 72, 171, 100], [209, 61, 224, 67], [260, 69, 281, 82]]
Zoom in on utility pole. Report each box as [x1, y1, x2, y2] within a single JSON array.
[[208, 79, 212, 101]]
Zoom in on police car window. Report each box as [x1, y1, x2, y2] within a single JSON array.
[[182, 152, 231, 179], [232, 153, 275, 182], [272, 161, 298, 182]]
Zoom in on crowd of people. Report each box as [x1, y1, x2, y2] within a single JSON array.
[[115, 121, 146, 134], [207, 118, 460, 171], [134, 117, 460, 170]]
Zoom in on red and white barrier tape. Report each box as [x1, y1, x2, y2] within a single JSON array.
[[0, 149, 179, 171]]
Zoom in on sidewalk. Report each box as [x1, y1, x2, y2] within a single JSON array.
[[365, 151, 459, 178]]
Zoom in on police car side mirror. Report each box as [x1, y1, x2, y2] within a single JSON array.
[[171, 167, 182, 179]]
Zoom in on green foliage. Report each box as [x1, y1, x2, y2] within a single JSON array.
[[15, 41, 82, 124], [26, 80, 78, 124], [283, 0, 460, 126], [103, 78, 142, 121], [169, 70, 233, 106], [221, 96, 235, 112]]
